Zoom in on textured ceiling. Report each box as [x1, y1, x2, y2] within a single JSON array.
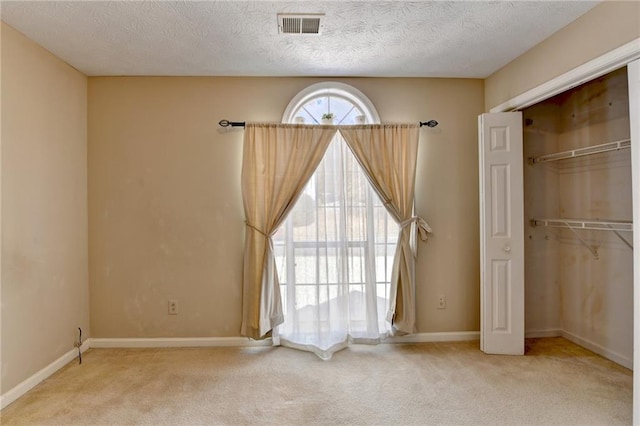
[[0, 1, 599, 78]]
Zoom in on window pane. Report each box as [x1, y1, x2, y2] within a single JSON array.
[[302, 96, 328, 123], [348, 245, 365, 283], [292, 108, 315, 124], [330, 97, 355, 124], [295, 285, 316, 310], [341, 106, 365, 124], [294, 247, 316, 284], [318, 247, 339, 284]]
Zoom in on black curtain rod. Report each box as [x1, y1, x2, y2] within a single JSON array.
[[218, 119, 439, 128]]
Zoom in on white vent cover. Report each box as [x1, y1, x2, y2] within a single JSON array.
[[278, 13, 324, 35]]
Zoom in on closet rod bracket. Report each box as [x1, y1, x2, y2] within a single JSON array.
[[608, 226, 634, 250], [563, 222, 599, 260]]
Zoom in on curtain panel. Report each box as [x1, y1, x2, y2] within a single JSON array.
[[340, 124, 431, 334], [240, 123, 430, 340], [240, 123, 335, 339]]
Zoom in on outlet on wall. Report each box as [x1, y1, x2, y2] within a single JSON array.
[[437, 295, 446, 309], [168, 299, 179, 315]]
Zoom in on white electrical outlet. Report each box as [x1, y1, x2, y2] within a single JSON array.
[[168, 299, 179, 315], [437, 295, 446, 309]]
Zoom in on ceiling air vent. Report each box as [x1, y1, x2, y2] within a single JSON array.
[[278, 13, 324, 35]]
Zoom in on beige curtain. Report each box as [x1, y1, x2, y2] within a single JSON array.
[[339, 124, 431, 334], [240, 123, 336, 339]]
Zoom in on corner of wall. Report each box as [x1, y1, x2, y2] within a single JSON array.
[[1, 19, 90, 395]]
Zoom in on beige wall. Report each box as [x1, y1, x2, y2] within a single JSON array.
[[485, 1, 640, 111], [1, 22, 89, 392], [88, 77, 484, 337]]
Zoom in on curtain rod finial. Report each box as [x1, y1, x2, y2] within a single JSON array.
[[420, 120, 438, 128], [219, 120, 246, 128]]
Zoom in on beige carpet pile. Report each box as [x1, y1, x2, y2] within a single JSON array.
[[0, 337, 632, 425]]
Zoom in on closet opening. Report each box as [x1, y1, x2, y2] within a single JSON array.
[[522, 66, 633, 369]]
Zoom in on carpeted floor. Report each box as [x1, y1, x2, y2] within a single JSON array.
[[0, 337, 632, 425]]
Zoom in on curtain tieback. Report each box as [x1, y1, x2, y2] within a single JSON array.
[[245, 221, 270, 238], [399, 216, 432, 241]]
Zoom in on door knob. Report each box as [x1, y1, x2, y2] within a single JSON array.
[[503, 245, 511, 253]]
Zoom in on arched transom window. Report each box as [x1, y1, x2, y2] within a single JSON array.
[[282, 82, 380, 125]]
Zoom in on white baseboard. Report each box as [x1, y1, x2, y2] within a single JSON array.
[[89, 336, 273, 348], [561, 330, 633, 370], [384, 331, 480, 343], [0, 341, 90, 410], [525, 329, 562, 338], [91, 333, 481, 348]]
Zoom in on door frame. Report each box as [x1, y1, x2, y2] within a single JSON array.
[[488, 37, 640, 424]]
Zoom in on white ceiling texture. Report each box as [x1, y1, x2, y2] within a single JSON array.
[[0, 1, 599, 78]]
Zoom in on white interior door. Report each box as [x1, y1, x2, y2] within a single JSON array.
[[478, 112, 524, 355]]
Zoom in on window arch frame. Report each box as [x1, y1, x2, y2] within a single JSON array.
[[281, 81, 381, 124]]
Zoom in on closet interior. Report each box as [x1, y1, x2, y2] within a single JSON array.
[[522, 66, 633, 369]]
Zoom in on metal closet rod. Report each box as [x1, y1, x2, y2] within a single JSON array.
[[531, 218, 634, 258], [529, 139, 631, 164], [218, 119, 439, 128], [531, 218, 633, 232]]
